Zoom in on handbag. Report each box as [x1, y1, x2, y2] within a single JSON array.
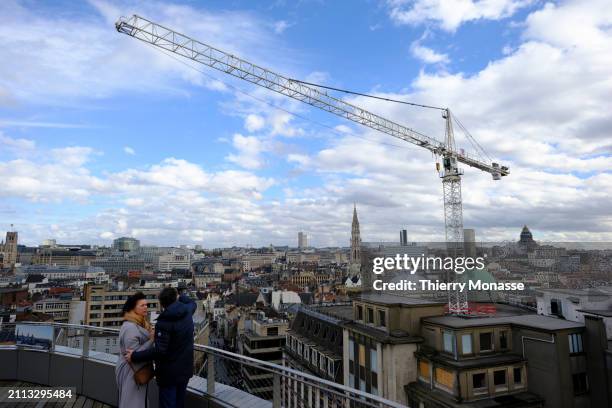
[[130, 361, 154, 385]]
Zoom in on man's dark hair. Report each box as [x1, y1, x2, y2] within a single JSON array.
[[159, 287, 178, 308], [122, 291, 146, 314]]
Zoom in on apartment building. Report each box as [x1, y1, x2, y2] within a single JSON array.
[[84, 284, 160, 327], [33, 298, 73, 323], [407, 312, 600, 408], [285, 304, 349, 383], [341, 293, 447, 404], [239, 313, 288, 399]]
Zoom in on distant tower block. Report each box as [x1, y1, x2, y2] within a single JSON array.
[[400, 229, 408, 246], [463, 228, 476, 258], [298, 232, 308, 249]]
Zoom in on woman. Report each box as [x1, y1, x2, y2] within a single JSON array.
[[115, 292, 154, 408]]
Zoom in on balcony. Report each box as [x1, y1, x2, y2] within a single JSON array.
[[0, 322, 405, 408]]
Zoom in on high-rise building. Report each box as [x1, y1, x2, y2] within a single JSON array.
[[400, 229, 408, 246], [350, 204, 361, 269], [463, 228, 476, 258], [112, 237, 140, 252], [298, 232, 308, 249]]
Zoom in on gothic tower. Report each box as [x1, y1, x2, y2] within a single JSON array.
[[4, 229, 18, 267], [350, 204, 361, 272]]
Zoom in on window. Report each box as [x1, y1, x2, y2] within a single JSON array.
[[493, 370, 507, 389], [480, 332, 493, 352], [472, 373, 487, 392], [370, 349, 378, 373], [569, 333, 583, 353], [551, 299, 563, 317], [356, 305, 363, 321], [418, 360, 430, 380], [367, 308, 374, 324], [572, 373, 588, 395], [513, 367, 523, 386], [371, 371, 378, 395], [435, 367, 454, 390], [358, 345, 366, 368], [461, 333, 473, 354], [267, 327, 278, 336], [312, 350, 318, 365], [320, 354, 326, 371], [304, 346, 310, 360], [499, 330, 509, 349], [349, 339, 354, 361], [327, 358, 334, 376], [443, 330, 455, 354], [378, 310, 386, 327]]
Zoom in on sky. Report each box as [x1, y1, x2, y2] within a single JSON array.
[[0, 0, 611, 248]]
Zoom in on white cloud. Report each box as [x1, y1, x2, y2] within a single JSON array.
[[226, 133, 266, 169], [0, 0, 291, 105], [123, 146, 135, 155], [273, 20, 292, 34], [244, 114, 265, 132], [0, 134, 36, 154], [388, 0, 534, 31], [410, 42, 450, 64]]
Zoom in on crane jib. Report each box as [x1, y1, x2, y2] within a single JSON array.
[[116, 16, 509, 174]]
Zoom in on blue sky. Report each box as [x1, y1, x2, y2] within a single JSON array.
[[0, 0, 611, 247]]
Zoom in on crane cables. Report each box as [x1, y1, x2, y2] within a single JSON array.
[[143, 42, 410, 150], [288, 78, 445, 111], [291, 78, 495, 163]]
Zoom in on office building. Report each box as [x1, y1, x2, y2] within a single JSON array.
[[463, 228, 476, 258], [239, 313, 288, 399], [33, 298, 73, 323], [156, 249, 191, 272], [400, 230, 408, 246], [298, 232, 308, 249], [19, 265, 108, 283], [84, 284, 160, 327], [112, 237, 140, 252]]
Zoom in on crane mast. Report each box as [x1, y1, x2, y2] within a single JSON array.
[[116, 15, 509, 314]]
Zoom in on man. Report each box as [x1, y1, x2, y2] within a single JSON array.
[[126, 287, 196, 408]]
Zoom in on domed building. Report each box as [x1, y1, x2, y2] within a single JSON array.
[[518, 225, 537, 253]]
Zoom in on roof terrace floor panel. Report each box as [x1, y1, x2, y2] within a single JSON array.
[[0, 381, 113, 408]]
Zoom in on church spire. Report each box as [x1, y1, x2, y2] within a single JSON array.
[[350, 204, 361, 267]]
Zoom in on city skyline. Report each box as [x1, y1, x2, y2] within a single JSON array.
[[0, 0, 611, 247]]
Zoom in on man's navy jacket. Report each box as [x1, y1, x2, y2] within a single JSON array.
[[132, 294, 197, 386]]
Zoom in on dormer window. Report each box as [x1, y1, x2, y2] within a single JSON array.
[[367, 308, 374, 324], [499, 330, 509, 349], [356, 305, 363, 321], [443, 330, 456, 354], [479, 332, 493, 352], [461, 333, 473, 354], [378, 310, 386, 327]]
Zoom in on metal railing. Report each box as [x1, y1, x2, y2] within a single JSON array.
[[1, 322, 407, 408]]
